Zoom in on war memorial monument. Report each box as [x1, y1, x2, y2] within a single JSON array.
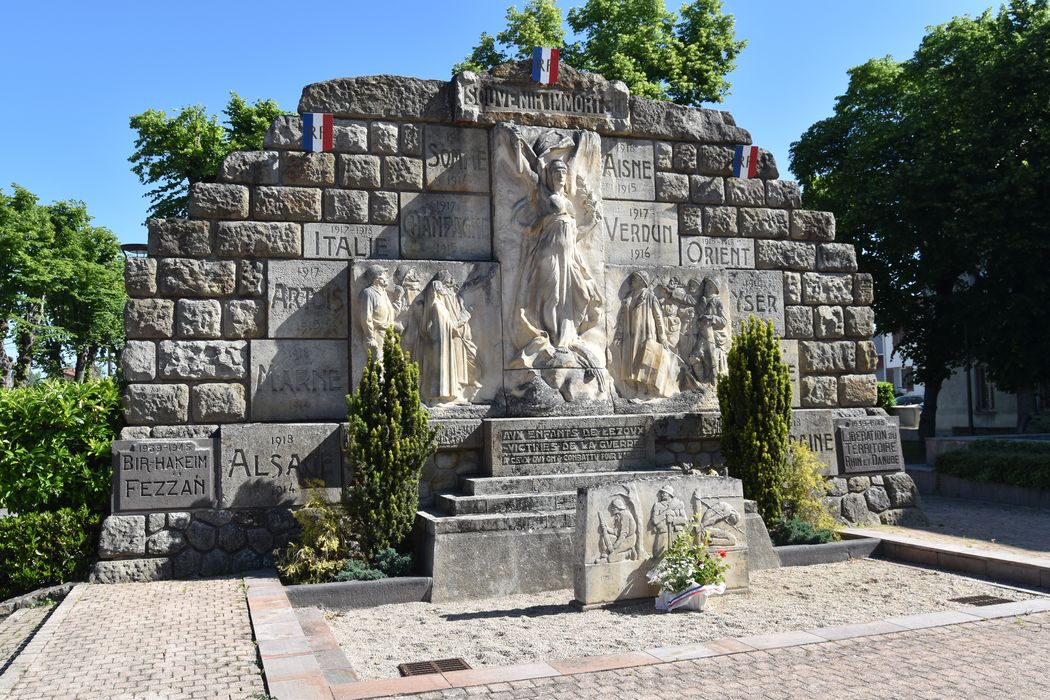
[[98, 61, 918, 602]]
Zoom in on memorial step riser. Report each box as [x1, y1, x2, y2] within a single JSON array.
[[463, 469, 677, 496], [418, 509, 574, 535], [436, 491, 577, 516]]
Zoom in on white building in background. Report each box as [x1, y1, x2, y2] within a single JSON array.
[[873, 329, 1020, 435]]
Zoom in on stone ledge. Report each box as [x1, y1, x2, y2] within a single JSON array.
[[284, 577, 433, 611], [774, 537, 881, 567]]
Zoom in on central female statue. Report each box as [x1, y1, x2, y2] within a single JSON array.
[[500, 124, 604, 362]]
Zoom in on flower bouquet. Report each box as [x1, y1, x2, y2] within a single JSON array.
[[647, 527, 729, 612]]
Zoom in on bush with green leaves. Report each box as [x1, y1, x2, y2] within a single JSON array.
[[937, 440, 1050, 490], [276, 485, 360, 585], [345, 328, 437, 559], [334, 559, 385, 582], [0, 507, 101, 599], [0, 379, 122, 514], [781, 442, 840, 535], [716, 317, 792, 521], [768, 516, 837, 546], [876, 382, 897, 410]]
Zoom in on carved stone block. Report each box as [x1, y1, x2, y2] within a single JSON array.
[[249, 340, 349, 421], [681, 236, 754, 269], [789, 410, 837, 474], [655, 172, 689, 202], [703, 206, 738, 237], [835, 416, 904, 473], [252, 186, 322, 222], [791, 210, 836, 241], [158, 259, 236, 298], [302, 222, 398, 260], [148, 219, 211, 257], [603, 202, 679, 266], [725, 178, 765, 207], [219, 423, 343, 508], [400, 193, 492, 261], [727, 270, 784, 335], [187, 183, 249, 219], [765, 180, 802, 209], [689, 175, 725, 205], [281, 152, 335, 187], [424, 125, 491, 193], [215, 221, 302, 258], [802, 273, 853, 305], [819, 243, 858, 272], [801, 376, 838, 408], [111, 439, 216, 512], [739, 208, 789, 239], [781, 339, 801, 409], [574, 474, 748, 605], [267, 260, 348, 339]]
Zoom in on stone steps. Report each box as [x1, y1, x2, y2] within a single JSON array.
[[436, 491, 577, 515], [462, 469, 677, 496], [417, 509, 574, 535]]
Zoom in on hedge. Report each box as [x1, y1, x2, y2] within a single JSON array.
[[938, 440, 1050, 490], [0, 507, 101, 600]]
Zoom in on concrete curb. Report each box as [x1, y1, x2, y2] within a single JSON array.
[[285, 577, 432, 611], [0, 582, 77, 618], [775, 537, 881, 567], [842, 528, 1050, 589]]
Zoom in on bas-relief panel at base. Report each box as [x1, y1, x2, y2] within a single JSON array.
[[604, 265, 731, 413], [574, 475, 748, 605], [349, 259, 503, 417]]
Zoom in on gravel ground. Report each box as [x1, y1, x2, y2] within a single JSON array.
[[323, 559, 1043, 679]]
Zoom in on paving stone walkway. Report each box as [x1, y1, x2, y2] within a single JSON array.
[[0, 579, 265, 700], [416, 611, 1050, 699], [0, 604, 54, 673], [873, 495, 1050, 560]]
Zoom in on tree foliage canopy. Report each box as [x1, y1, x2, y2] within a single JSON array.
[[455, 0, 745, 105], [129, 93, 284, 219], [0, 186, 125, 386], [790, 0, 1050, 430]]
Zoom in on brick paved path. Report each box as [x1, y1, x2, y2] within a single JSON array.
[[877, 495, 1050, 560], [0, 580, 264, 700], [0, 604, 54, 673], [419, 612, 1050, 699]]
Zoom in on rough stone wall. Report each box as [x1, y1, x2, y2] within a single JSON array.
[[104, 62, 903, 582]]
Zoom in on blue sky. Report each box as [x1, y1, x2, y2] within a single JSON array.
[[0, 0, 996, 244]]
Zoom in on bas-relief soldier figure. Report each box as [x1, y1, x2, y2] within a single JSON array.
[[693, 278, 731, 382], [358, 265, 401, 358], [596, 495, 641, 563], [693, 492, 741, 547], [649, 485, 688, 556]]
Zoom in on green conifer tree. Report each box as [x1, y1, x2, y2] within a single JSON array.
[[345, 327, 437, 558], [716, 316, 792, 521]]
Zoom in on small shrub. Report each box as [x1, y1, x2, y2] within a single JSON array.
[[782, 442, 840, 535], [938, 440, 1050, 490], [717, 317, 792, 521], [334, 559, 385, 582], [768, 516, 837, 546], [345, 328, 437, 559], [276, 485, 360, 585], [0, 507, 101, 599], [372, 547, 413, 577], [0, 379, 122, 513], [876, 382, 896, 410]]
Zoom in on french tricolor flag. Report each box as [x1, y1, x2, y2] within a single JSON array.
[[302, 113, 333, 152], [733, 145, 759, 179], [532, 47, 560, 84]]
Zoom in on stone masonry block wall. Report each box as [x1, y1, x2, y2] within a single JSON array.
[[107, 61, 896, 583]]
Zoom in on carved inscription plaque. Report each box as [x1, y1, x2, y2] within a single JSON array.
[[835, 417, 904, 473], [112, 439, 216, 512], [789, 410, 837, 474], [728, 270, 784, 335], [303, 223, 398, 260], [250, 340, 349, 421], [424, 126, 490, 193], [400, 193, 491, 260], [781, 339, 801, 409], [219, 423, 342, 507], [603, 202, 678, 265], [601, 138, 655, 201], [682, 237, 755, 269], [485, 415, 656, 476], [268, 260, 348, 338]]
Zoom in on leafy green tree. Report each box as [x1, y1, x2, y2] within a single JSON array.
[[0, 187, 125, 386], [455, 0, 744, 105], [790, 0, 1050, 434], [717, 317, 792, 522], [345, 328, 437, 558], [129, 93, 284, 219]]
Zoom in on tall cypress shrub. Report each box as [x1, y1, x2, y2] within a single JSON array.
[[345, 327, 437, 557], [716, 316, 792, 521]]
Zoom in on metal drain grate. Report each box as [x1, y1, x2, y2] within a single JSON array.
[[398, 658, 472, 676], [949, 594, 1014, 607]]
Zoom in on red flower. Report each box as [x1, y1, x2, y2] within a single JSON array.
[[718, 550, 727, 558]]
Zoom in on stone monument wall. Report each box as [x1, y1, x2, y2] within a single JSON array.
[[100, 61, 910, 583]]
